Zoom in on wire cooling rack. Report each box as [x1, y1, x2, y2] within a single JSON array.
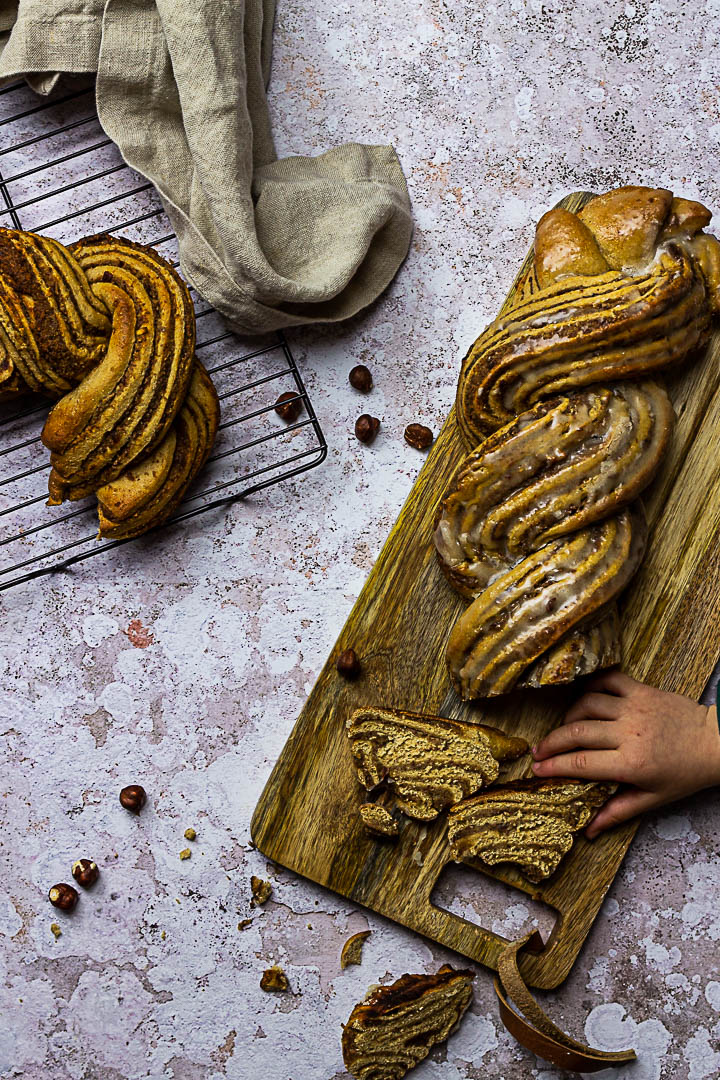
[[0, 79, 327, 593]]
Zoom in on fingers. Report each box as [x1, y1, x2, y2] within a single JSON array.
[[585, 788, 659, 839], [531, 748, 620, 781], [584, 668, 638, 696], [564, 692, 623, 726], [533, 718, 619, 761]]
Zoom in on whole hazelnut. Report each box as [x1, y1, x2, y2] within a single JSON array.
[[49, 883, 78, 911], [336, 648, 361, 679], [274, 391, 303, 423], [355, 414, 380, 445], [119, 784, 147, 814], [71, 859, 99, 888], [404, 423, 434, 450], [349, 365, 373, 393]]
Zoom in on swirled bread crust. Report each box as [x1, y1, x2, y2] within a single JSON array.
[[342, 966, 474, 1080], [346, 707, 528, 820], [435, 380, 673, 598], [448, 778, 617, 882], [442, 188, 720, 695], [0, 227, 110, 398], [43, 234, 195, 502], [457, 245, 708, 445], [456, 187, 720, 447], [446, 504, 647, 699], [518, 604, 620, 688], [96, 361, 219, 540]]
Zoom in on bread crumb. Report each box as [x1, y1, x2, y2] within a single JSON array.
[[341, 930, 371, 969], [359, 803, 399, 838], [184, 827, 196, 841], [161, 931, 166, 940], [179, 848, 191, 861], [250, 876, 272, 906], [260, 965, 289, 992], [50, 923, 62, 939]]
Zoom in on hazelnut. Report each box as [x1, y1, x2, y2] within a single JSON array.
[[404, 423, 434, 450], [336, 648, 361, 679], [274, 391, 303, 423], [119, 784, 147, 814], [71, 859, 99, 888], [184, 827, 196, 841], [355, 414, 380, 444], [49, 883, 78, 911], [349, 365, 373, 393]]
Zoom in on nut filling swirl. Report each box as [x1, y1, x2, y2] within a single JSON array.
[[447, 778, 617, 882], [439, 187, 720, 697], [342, 966, 474, 1080], [347, 707, 528, 820]]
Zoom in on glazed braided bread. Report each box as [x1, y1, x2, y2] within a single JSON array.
[[436, 186, 720, 698], [0, 227, 219, 540]]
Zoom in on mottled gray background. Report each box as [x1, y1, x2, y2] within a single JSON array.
[[2, 1, 720, 1078]]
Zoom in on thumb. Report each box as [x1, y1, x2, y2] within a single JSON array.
[[585, 788, 659, 839]]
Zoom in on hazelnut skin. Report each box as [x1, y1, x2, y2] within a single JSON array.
[[274, 391, 303, 423], [355, 414, 380, 444], [72, 859, 99, 888], [349, 365, 373, 393], [49, 883, 79, 911], [119, 785, 147, 814], [404, 423, 434, 450], [336, 648, 362, 679]]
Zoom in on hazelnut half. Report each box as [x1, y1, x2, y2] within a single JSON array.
[[336, 648, 361, 679], [49, 883, 79, 911], [119, 784, 147, 814], [404, 423, 434, 450], [355, 414, 380, 444], [274, 391, 303, 424], [349, 365, 373, 393], [71, 859, 99, 888]]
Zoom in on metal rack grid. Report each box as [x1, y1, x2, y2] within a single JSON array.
[[0, 79, 327, 593]]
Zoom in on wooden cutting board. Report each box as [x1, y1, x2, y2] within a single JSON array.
[[251, 191, 720, 989]]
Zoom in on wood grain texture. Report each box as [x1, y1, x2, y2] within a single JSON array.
[[252, 191, 720, 990]]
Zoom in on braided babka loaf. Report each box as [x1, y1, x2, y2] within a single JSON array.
[[436, 187, 720, 698], [0, 227, 219, 540]]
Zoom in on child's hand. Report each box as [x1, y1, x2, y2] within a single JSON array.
[[531, 669, 720, 838]]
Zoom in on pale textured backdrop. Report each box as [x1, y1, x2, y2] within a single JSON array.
[[2, 1, 720, 1078]]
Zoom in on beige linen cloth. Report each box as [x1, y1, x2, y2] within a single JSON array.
[[0, 0, 412, 332]]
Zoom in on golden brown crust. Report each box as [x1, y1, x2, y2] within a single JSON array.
[[43, 234, 196, 499], [447, 187, 718, 696], [534, 207, 609, 288], [448, 778, 617, 881], [342, 966, 474, 1080], [95, 361, 219, 539], [446, 505, 647, 699], [0, 227, 110, 396]]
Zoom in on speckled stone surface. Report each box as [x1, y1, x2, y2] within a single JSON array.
[[3, 2, 720, 1078]]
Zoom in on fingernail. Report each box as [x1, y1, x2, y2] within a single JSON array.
[[531, 745, 537, 756], [531, 761, 541, 772]]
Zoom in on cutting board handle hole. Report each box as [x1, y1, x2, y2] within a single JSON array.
[[430, 862, 558, 942]]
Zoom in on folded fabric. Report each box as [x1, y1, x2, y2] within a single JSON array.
[[0, 0, 413, 333]]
